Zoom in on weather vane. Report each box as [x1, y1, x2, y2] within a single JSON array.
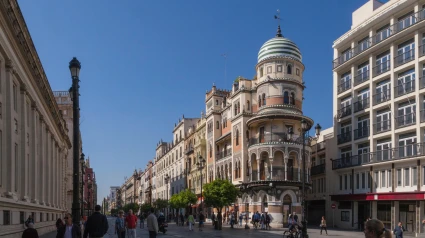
[[274, 9, 281, 26]]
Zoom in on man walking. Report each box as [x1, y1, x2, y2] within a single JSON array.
[[83, 205, 108, 238], [147, 208, 158, 238], [57, 213, 81, 238], [125, 209, 138, 238]]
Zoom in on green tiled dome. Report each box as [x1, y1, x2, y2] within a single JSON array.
[[258, 26, 302, 63]]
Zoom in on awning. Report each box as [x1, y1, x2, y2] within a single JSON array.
[[330, 192, 425, 201]]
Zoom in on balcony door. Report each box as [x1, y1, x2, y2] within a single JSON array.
[[259, 127, 265, 143], [398, 134, 417, 158], [376, 141, 392, 162], [357, 63, 369, 81], [376, 53, 390, 74], [398, 102, 416, 127], [357, 89, 370, 110], [260, 160, 265, 180], [357, 116, 369, 137], [375, 80, 391, 103], [397, 69, 415, 95], [357, 145, 370, 164], [397, 13, 416, 32]]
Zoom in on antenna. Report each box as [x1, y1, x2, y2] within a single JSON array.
[[221, 53, 227, 85], [274, 9, 281, 26]]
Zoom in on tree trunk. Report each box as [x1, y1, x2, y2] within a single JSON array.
[[217, 208, 223, 230]]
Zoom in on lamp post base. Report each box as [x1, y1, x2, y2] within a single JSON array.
[[301, 220, 308, 238]]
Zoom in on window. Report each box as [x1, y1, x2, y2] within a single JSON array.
[[381, 171, 386, 188], [340, 71, 351, 91], [260, 68, 263, 77], [397, 101, 416, 128], [236, 129, 239, 146], [284, 91, 289, 104], [258, 96, 262, 108], [376, 109, 391, 133], [215, 100, 218, 105], [267, 66, 272, 73], [412, 167, 417, 186], [376, 139, 391, 161], [14, 119, 18, 133], [209, 144, 212, 158], [341, 48, 352, 62], [246, 100, 250, 111], [375, 79, 391, 104], [362, 172, 366, 189], [290, 92, 295, 105], [344, 174, 347, 190], [341, 211, 349, 222], [20, 211, 24, 224], [4, 210, 10, 225], [296, 68, 300, 76], [397, 169, 402, 186], [287, 64, 292, 74], [375, 51, 390, 75], [404, 168, 410, 186], [262, 94, 266, 105], [388, 170, 392, 187], [398, 133, 417, 158], [356, 173, 359, 189], [396, 68, 415, 96], [357, 36, 371, 52], [277, 65, 282, 72], [216, 121, 219, 129], [375, 24, 391, 43]]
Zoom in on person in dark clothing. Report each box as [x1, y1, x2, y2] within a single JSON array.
[[292, 212, 298, 223], [83, 205, 109, 238], [393, 222, 404, 238], [56, 213, 81, 238], [22, 223, 38, 238], [25, 215, 34, 228]]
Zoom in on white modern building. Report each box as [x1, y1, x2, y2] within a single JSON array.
[[331, 0, 425, 234]]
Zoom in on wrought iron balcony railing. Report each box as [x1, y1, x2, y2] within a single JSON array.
[[354, 70, 370, 86], [338, 79, 351, 94], [311, 164, 325, 176], [354, 126, 369, 140], [395, 80, 415, 97], [337, 131, 351, 144], [353, 98, 370, 113], [373, 90, 391, 105], [396, 112, 416, 128], [373, 60, 391, 77], [394, 49, 415, 68], [373, 119, 391, 134], [337, 105, 352, 119]]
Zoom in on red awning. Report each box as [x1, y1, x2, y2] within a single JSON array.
[[330, 192, 425, 201]]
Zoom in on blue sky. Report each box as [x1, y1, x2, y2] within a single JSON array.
[[19, 0, 368, 202]]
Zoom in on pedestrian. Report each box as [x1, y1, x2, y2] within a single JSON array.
[[393, 222, 404, 238], [55, 218, 64, 231], [239, 213, 243, 227], [364, 219, 391, 238], [292, 212, 298, 223], [188, 213, 195, 231], [199, 211, 205, 231], [260, 213, 265, 230], [147, 208, 159, 238], [83, 205, 108, 238], [115, 210, 126, 238], [265, 212, 271, 230], [179, 213, 184, 226], [320, 216, 328, 235], [56, 213, 82, 238], [139, 213, 145, 229], [230, 212, 235, 228], [124, 209, 138, 238], [25, 215, 34, 228], [211, 213, 216, 229], [22, 223, 38, 238]]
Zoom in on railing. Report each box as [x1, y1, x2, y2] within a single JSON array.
[[354, 126, 369, 140], [333, 9, 425, 69], [332, 153, 373, 169], [185, 147, 194, 155], [420, 76, 425, 89], [395, 80, 415, 97], [353, 98, 370, 113], [372, 60, 391, 77], [421, 110, 425, 123], [420, 44, 425, 58], [373, 120, 391, 134], [354, 70, 370, 86], [338, 79, 351, 94], [337, 105, 352, 119], [250, 169, 309, 183], [373, 90, 391, 105], [311, 164, 325, 176], [337, 131, 351, 144], [216, 148, 232, 160], [396, 112, 416, 128], [248, 133, 310, 146], [53, 91, 70, 97], [394, 49, 415, 68]]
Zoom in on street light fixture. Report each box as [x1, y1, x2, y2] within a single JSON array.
[[196, 155, 206, 212], [164, 174, 170, 220], [80, 153, 86, 217], [70, 57, 82, 227]]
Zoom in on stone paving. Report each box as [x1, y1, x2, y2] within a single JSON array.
[[40, 217, 416, 238]]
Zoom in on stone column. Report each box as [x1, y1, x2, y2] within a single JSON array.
[[4, 59, 15, 196], [269, 159, 274, 179], [40, 121, 46, 205], [257, 158, 260, 181], [19, 85, 27, 200], [284, 155, 288, 180], [30, 104, 37, 203]]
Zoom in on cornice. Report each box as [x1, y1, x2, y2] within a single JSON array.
[[0, 0, 71, 148]]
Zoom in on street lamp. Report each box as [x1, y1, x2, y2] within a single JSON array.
[[70, 57, 82, 227], [80, 153, 86, 217], [196, 155, 206, 212], [164, 174, 170, 220]]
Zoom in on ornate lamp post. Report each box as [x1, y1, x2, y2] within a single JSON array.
[[164, 174, 170, 220], [196, 155, 206, 212], [69, 57, 82, 226], [80, 153, 86, 217]]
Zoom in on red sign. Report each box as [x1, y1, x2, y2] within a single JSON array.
[[331, 204, 336, 209]]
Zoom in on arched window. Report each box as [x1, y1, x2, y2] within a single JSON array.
[[238, 161, 241, 179], [237, 102, 240, 113], [179, 131, 182, 140], [215, 99, 218, 105], [287, 64, 292, 74], [234, 104, 238, 116], [262, 94, 266, 105], [291, 92, 295, 105], [209, 144, 212, 158], [258, 96, 262, 108], [247, 100, 250, 111], [235, 162, 238, 178], [284, 91, 289, 104], [236, 129, 239, 146], [216, 121, 219, 129]]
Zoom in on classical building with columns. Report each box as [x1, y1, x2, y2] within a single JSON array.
[[0, 0, 72, 237]]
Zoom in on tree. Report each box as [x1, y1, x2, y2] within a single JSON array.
[[169, 193, 183, 209], [139, 203, 152, 214], [110, 208, 119, 216], [153, 198, 169, 211], [203, 179, 240, 230], [179, 189, 197, 208], [123, 203, 139, 213]]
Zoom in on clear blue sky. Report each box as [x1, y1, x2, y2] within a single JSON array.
[[19, 0, 368, 203]]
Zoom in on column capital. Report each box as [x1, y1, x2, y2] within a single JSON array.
[[20, 83, 27, 93], [5, 58, 13, 72]]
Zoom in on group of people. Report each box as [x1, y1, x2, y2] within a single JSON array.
[[115, 208, 167, 238], [251, 211, 272, 230]]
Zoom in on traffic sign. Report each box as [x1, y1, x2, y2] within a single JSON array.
[[331, 204, 336, 209]]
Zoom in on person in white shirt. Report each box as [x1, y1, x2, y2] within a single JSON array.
[[146, 208, 158, 238]]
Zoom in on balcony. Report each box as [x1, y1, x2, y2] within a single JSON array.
[[311, 164, 325, 176], [337, 131, 351, 145], [332, 153, 373, 169], [337, 105, 352, 119], [333, 9, 425, 69], [353, 98, 370, 113], [395, 80, 415, 97], [372, 61, 391, 77], [185, 147, 194, 155], [354, 70, 370, 86], [394, 49, 415, 68], [251, 169, 309, 183], [216, 148, 232, 160], [420, 44, 425, 58], [248, 133, 309, 147], [396, 113, 416, 128], [373, 120, 391, 134], [338, 80, 351, 94], [373, 90, 391, 105], [354, 126, 369, 140]]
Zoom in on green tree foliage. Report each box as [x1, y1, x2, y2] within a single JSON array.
[[123, 203, 139, 213], [169, 189, 197, 209], [169, 193, 182, 209], [153, 198, 169, 211], [110, 208, 119, 216], [139, 203, 152, 213]]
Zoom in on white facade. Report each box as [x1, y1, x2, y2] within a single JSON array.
[[332, 0, 425, 234]]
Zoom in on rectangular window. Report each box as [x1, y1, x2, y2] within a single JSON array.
[[396, 68, 415, 97], [397, 169, 402, 186], [296, 68, 300, 76], [375, 51, 390, 75], [340, 72, 351, 92], [339, 175, 342, 190], [388, 170, 392, 187], [277, 65, 282, 72], [344, 174, 347, 190], [404, 168, 410, 186], [381, 171, 386, 187], [341, 211, 350, 222], [375, 79, 391, 104], [20, 211, 24, 224], [398, 133, 417, 158], [412, 167, 417, 186], [375, 24, 391, 43], [349, 174, 353, 189], [375, 171, 379, 189], [267, 66, 272, 73], [356, 173, 360, 189], [368, 173, 372, 188], [4, 210, 10, 225], [362, 172, 365, 189]]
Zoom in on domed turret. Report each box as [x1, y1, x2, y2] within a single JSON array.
[[257, 25, 302, 63]]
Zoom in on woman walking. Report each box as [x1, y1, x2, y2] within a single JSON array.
[[188, 213, 195, 231], [320, 216, 328, 235]]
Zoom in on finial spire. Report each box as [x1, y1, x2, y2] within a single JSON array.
[[274, 9, 283, 37]]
